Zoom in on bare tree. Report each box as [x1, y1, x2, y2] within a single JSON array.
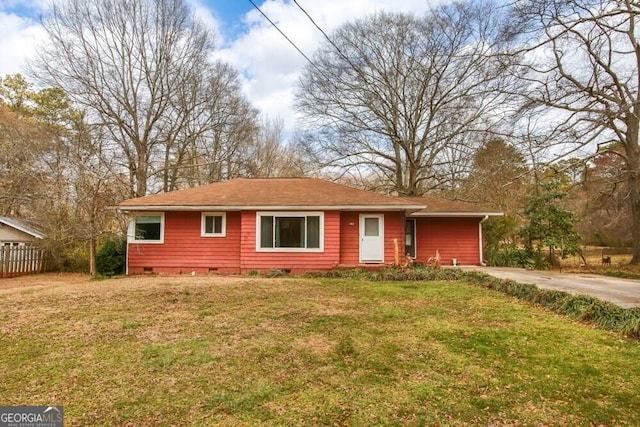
[[511, 0, 640, 262], [462, 138, 530, 214], [161, 62, 258, 189], [295, 1, 516, 196], [242, 116, 308, 178], [581, 147, 633, 246], [0, 105, 47, 215], [31, 0, 212, 197]]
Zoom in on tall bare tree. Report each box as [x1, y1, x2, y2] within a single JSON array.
[[160, 62, 258, 189], [462, 139, 530, 214], [242, 116, 309, 178], [581, 147, 633, 246], [295, 1, 517, 196], [0, 105, 46, 216], [31, 0, 212, 197], [511, 0, 640, 262]]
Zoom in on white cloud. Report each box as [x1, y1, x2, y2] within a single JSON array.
[[1, 0, 434, 140], [187, 0, 225, 46], [215, 0, 431, 139], [0, 11, 45, 78]]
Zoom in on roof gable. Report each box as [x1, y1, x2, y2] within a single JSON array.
[[0, 217, 46, 239]]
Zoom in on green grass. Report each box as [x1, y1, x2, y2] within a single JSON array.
[[1, 275, 640, 425]]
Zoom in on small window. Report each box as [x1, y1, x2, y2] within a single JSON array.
[[130, 213, 164, 243], [201, 213, 226, 237], [257, 212, 323, 252]]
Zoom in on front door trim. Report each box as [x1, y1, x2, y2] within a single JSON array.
[[359, 214, 384, 263]]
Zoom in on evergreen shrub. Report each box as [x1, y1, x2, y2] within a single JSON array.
[[96, 237, 127, 276]]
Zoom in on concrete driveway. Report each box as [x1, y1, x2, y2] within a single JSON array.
[[463, 267, 640, 308]]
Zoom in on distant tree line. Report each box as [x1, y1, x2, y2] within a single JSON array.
[[1, 0, 637, 270]]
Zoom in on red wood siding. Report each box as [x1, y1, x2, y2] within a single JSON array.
[[414, 217, 481, 265], [339, 211, 406, 266], [127, 210, 414, 274], [383, 212, 406, 265], [339, 212, 359, 265], [127, 211, 241, 274], [238, 210, 341, 273]]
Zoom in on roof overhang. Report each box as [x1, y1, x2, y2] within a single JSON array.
[[0, 217, 46, 239], [409, 212, 504, 218], [117, 204, 427, 212]]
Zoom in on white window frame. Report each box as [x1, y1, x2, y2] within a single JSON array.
[[256, 211, 324, 253], [128, 212, 165, 244], [201, 212, 226, 237]]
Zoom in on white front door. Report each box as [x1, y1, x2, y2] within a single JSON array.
[[359, 214, 384, 263]]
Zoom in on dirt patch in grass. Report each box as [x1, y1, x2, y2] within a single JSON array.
[[1, 274, 640, 426], [0, 272, 89, 291]]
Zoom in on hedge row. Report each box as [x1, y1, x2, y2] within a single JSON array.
[[308, 267, 640, 338], [305, 266, 466, 282], [463, 271, 640, 338]]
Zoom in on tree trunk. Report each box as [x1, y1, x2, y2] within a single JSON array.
[[630, 193, 640, 264], [626, 97, 640, 264], [628, 142, 640, 264], [136, 154, 148, 197], [89, 237, 97, 276]]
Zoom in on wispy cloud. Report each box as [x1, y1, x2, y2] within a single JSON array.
[[1, 0, 432, 139], [0, 10, 45, 77], [214, 0, 431, 135]]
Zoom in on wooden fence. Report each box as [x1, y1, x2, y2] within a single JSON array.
[[1, 245, 47, 278]]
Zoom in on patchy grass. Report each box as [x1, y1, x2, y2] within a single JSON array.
[[1, 274, 640, 426]]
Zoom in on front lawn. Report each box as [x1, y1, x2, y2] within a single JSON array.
[[1, 274, 639, 425]]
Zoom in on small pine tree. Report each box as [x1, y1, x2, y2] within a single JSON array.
[[519, 182, 581, 266]]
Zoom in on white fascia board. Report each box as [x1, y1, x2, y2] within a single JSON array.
[[0, 217, 46, 239], [409, 212, 504, 217]]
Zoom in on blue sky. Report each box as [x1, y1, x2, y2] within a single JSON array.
[[206, 0, 254, 40], [0, 0, 431, 137], [210, 0, 253, 22]]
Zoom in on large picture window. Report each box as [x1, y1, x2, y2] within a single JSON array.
[[257, 212, 323, 252], [130, 213, 164, 243]]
